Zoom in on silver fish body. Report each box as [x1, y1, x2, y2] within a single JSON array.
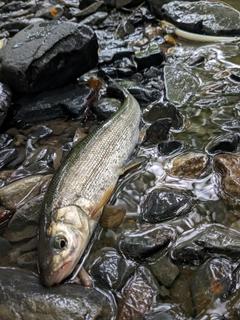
[[38, 85, 141, 286]]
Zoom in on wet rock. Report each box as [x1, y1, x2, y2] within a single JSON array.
[[116, 20, 135, 38], [28, 125, 53, 140], [1, 1, 32, 12], [120, 225, 175, 261], [143, 102, 183, 130], [14, 84, 94, 127], [24, 146, 56, 167], [214, 153, 240, 201], [107, 80, 162, 104], [35, 5, 64, 20], [117, 265, 160, 320], [222, 119, 240, 132], [206, 133, 239, 155], [191, 258, 232, 317], [0, 134, 12, 149], [80, 11, 108, 26], [0, 83, 11, 128], [167, 152, 208, 179], [0, 148, 18, 169], [78, 0, 106, 15], [145, 118, 172, 144], [158, 140, 184, 156], [0, 175, 51, 210], [1, 21, 98, 93], [134, 43, 166, 71], [142, 188, 191, 223], [99, 47, 134, 65], [10, 161, 54, 179], [7, 194, 43, 231], [191, 258, 233, 319], [0, 20, 30, 37], [164, 64, 200, 106], [171, 224, 240, 266], [99, 65, 136, 79], [150, 255, 179, 287], [0, 236, 12, 258], [92, 97, 121, 120], [4, 194, 44, 242], [99, 49, 137, 77], [160, 1, 240, 36], [87, 247, 135, 290], [0, 267, 116, 319]]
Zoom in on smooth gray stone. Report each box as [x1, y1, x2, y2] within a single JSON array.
[[0, 267, 116, 320]]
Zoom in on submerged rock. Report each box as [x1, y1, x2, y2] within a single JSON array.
[[191, 257, 232, 317], [206, 133, 239, 155], [0, 267, 116, 319], [87, 247, 135, 290], [213, 153, 240, 201], [160, 1, 240, 36], [120, 225, 175, 261], [117, 265, 160, 319], [28, 125, 53, 140], [142, 188, 191, 223], [164, 64, 200, 106], [158, 140, 183, 156], [145, 118, 172, 144], [166, 152, 208, 179], [143, 102, 183, 130], [171, 224, 240, 265], [0, 134, 13, 149], [150, 255, 179, 287], [0, 148, 17, 169], [1, 21, 98, 93]]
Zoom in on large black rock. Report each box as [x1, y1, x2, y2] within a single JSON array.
[[160, 1, 240, 36], [0, 267, 116, 319], [1, 21, 98, 93]]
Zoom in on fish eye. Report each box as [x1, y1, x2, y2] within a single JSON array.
[[51, 235, 68, 250]]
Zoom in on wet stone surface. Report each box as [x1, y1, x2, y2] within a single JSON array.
[[0, 267, 116, 320], [142, 188, 191, 223], [1, 0, 240, 318], [160, 1, 240, 36], [1, 21, 98, 93]]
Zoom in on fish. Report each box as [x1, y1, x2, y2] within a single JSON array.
[[38, 83, 141, 286]]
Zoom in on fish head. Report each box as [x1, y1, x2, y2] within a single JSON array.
[[38, 205, 90, 287]]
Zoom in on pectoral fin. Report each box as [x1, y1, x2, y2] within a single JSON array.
[[120, 156, 146, 175], [89, 182, 117, 220]]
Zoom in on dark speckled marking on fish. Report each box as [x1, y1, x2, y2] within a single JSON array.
[[38, 83, 141, 286]]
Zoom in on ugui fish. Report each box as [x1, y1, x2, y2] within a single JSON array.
[[38, 83, 141, 286]]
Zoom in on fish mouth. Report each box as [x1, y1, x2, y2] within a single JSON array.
[[41, 260, 73, 287]]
